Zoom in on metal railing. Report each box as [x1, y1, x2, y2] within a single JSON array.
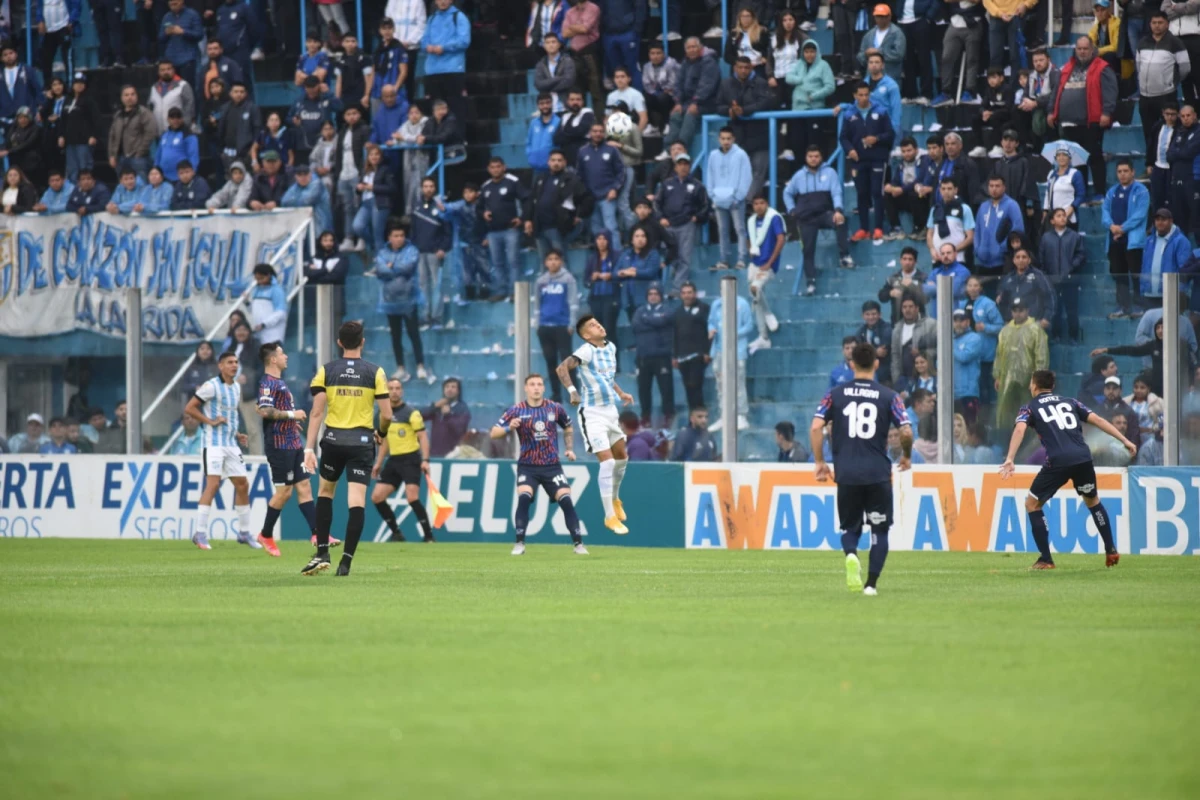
[[381, 143, 448, 200]]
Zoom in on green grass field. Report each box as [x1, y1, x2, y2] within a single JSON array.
[[2, 540, 1198, 799]]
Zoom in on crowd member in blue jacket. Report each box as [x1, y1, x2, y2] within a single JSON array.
[[34, 0, 81, 88], [958, 276, 1004, 403], [369, 84, 408, 147], [704, 126, 751, 270], [282, 165, 332, 236], [783, 146, 853, 294], [1038, 207, 1086, 342], [441, 183, 490, 301], [289, 77, 342, 162], [169, 160, 210, 210], [616, 226, 663, 312], [422, 0, 472, 123], [534, 249, 580, 403], [156, 107, 199, 182], [215, 0, 254, 83], [34, 171, 73, 213], [67, 169, 109, 215], [411, 176, 453, 328], [159, 0, 203, 94], [951, 309, 984, 420], [141, 166, 174, 212], [374, 226, 427, 381], [1167, 105, 1200, 238], [371, 17, 409, 115], [974, 175, 1025, 280], [884, 137, 936, 240], [1142, 207, 1191, 302], [577, 122, 625, 237], [839, 83, 893, 241], [599, 0, 645, 90], [585, 229, 622, 362], [0, 45, 41, 124], [863, 52, 902, 142], [653, 152, 709, 294], [667, 38, 720, 150], [632, 282, 676, 426], [526, 93, 560, 175], [480, 157, 528, 302], [924, 243, 971, 317], [1103, 158, 1151, 319], [105, 169, 146, 214]]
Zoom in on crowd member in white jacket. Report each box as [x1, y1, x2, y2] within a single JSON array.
[[205, 161, 253, 211], [385, 0, 428, 105]]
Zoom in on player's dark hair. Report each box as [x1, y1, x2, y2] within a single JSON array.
[[338, 320, 364, 350], [850, 341, 877, 371], [775, 421, 795, 441], [259, 341, 282, 363], [575, 313, 597, 336], [842, 335, 858, 346], [524, 373, 544, 384], [1031, 369, 1056, 390], [218, 350, 238, 362]]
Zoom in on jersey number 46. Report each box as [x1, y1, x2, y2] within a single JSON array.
[[1038, 403, 1078, 430]]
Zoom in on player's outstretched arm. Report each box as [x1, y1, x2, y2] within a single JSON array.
[[376, 397, 393, 435], [613, 380, 633, 406], [556, 356, 581, 404], [999, 421, 1027, 479], [1087, 412, 1138, 458]]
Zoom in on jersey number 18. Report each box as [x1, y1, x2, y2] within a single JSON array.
[[843, 401, 878, 439], [1038, 403, 1078, 430]]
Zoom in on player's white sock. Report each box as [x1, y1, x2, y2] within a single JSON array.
[[235, 505, 251, 538], [196, 504, 211, 534], [612, 459, 628, 499], [598, 459, 615, 518]]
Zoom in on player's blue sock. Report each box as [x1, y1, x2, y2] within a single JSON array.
[[1028, 509, 1053, 563], [315, 497, 333, 555], [515, 492, 533, 543], [1089, 502, 1117, 554], [840, 531, 859, 555], [261, 505, 282, 538], [409, 499, 433, 541], [866, 531, 889, 589], [298, 500, 317, 535], [558, 496, 583, 544]]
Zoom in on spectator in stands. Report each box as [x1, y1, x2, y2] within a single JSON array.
[[332, 33, 370, 115], [959, 276, 1003, 401], [89, 0, 125, 68], [68, 168, 108, 215], [1095, 375, 1141, 445], [0, 166, 34, 215], [295, 31, 331, 92], [924, 243, 971, 316], [292, 76, 343, 165], [1142, 207, 1191, 304], [528, 94, 559, 178], [160, 0, 203, 93], [1042, 147, 1086, 230], [216, 82, 260, 176], [9, 412, 50, 453], [904, 351, 938, 398], [1149, 102, 1178, 215], [40, 80, 67, 181], [526, 0, 567, 49], [896, 0, 937, 103], [35, 0, 79, 89], [666, 37, 720, 150], [891, 295, 936, 386], [1089, 0, 1122, 73], [1169, 104, 1200, 237], [829, 335, 857, 388], [856, 300, 893, 384], [632, 282, 675, 425], [370, 17, 408, 119], [975, 176, 1025, 282], [830, 0, 863, 78], [34, 168, 73, 213], [993, 130, 1039, 233], [283, 164, 332, 234], [156, 107, 198, 182], [642, 43, 678, 137], [422, 0, 472, 124], [1138, 13, 1188, 162], [616, 225, 663, 311], [251, 111, 295, 171], [181, 341, 219, 403], [745, 193, 784, 353], [878, 247, 927, 322], [578, 122, 625, 237], [841, 82, 893, 243], [952, 309, 984, 421], [597, 0, 644, 90], [584, 227, 621, 352], [351, 144, 393, 251], [534, 248, 580, 403], [986, 0, 1030, 75], [783, 39, 834, 161], [1124, 372, 1165, 438], [562, 0, 602, 109], [375, 225, 427, 381], [59, 72, 97, 182], [248, 152, 289, 212], [619, 410, 659, 461], [420, 98, 466, 164], [525, 148, 593, 258], [646, 140, 690, 196], [1013, 48, 1058, 151], [1047, 36, 1116, 200], [0, 43, 41, 126], [654, 152, 708, 294], [334, 106, 370, 250], [141, 165, 173, 212], [716, 57, 771, 201], [995, 297, 1049, 425], [63, 418, 89, 453], [707, 291, 753, 432], [858, 6, 905, 82], [783, 145, 853, 295], [437, 182, 487, 301], [481, 156, 527, 303], [1038, 206, 1085, 341], [170, 159, 211, 210], [106, 168, 147, 214], [862, 51, 902, 143], [1, 109, 43, 184], [926, 177, 975, 263], [607, 102, 643, 233], [536, 34, 576, 113], [214, 0, 253, 81], [202, 77, 229, 159], [767, 10, 803, 109], [310, 119, 337, 194], [673, 281, 710, 412], [412, 176, 451, 327], [306, 231, 349, 285], [248, 264, 288, 347], [884, 136, 935, 241], [969, 68, 1014, 158], [423, 377, 471, 456], [106, 86, 155, 182], [607, 67, 647, 133], [724, 5, 771, 78], [671, 406, 718, 461], [93, 401, 127, 454], [200, 40, 243, 106], [997, 247, 1054, 326], [1079, 354, 1119, 405], [554, 89, 595, 166], [387, 1, 427, 104], [774, 420, 809, 462], [705, 126, 751, 271], [166, 413, 203, 456], [941, 133, 981, 205]]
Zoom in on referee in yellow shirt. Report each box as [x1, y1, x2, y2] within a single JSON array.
[[302, 321, 392, 576], [370, 378, 435, 543]]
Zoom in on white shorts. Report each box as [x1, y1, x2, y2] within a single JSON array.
[[578, 404, 626, 455], [203, 445, 246, 480]]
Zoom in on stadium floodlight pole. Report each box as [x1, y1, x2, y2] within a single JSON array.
[[513, 282, 532, 460], [126, 287, 144, 455], [936, 274, 954, 464], [720, 276, 738, 462], [1163, 273, 1181, 466]]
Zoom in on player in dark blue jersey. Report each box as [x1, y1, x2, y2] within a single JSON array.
[[811, 342, 912, 595], [1000, 369, 1136, 570], [490, 374, 586, 556]]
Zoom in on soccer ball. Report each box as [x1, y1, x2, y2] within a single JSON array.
[[605, 112, 634, 140]]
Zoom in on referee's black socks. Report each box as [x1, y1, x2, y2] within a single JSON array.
[[315, 496, 334, 556], [375, 501, 402, 539], [1089, 502, 1117, 554], [409, 499, 433, 541]]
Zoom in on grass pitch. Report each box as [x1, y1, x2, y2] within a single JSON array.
[[2, 540, 1198, 800]]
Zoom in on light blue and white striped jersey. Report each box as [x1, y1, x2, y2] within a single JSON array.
[[573, 340, 618, 407], [194, 376, 242, 448]]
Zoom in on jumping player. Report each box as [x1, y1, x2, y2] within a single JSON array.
[[302, 321, 392, 576], [371, 378, 435, 543], [555, 314, 634, 535], [184, 350, 256, 550], [490, 373, 585, 556], [810, 342, 912, 595], [999, 369, 1136, 569], [255, 341, 337, 556]]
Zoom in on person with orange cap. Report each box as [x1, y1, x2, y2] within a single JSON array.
[[857, 4, 906, 83]]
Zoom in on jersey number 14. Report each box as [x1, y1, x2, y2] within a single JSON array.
[[1038, 403, 1078, 430], [843, 401, 878, 439]]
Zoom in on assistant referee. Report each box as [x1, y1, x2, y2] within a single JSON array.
[[302, 320, 392, 577]]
